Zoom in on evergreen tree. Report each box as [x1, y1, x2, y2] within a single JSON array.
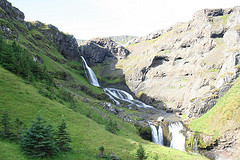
[[0, 111, 13, 139], [105, 119, 119, 134], [20, 115, 59, 158], [136, 144, 147, 160], [14, 118, 24, 143], [55, 118, 72, 151], [98, 145, 105, 158]]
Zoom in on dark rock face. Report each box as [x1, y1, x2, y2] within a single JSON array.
[[30, 22, 80, 61], [81, 38, 129, 66], [0, 0, 25, 23]]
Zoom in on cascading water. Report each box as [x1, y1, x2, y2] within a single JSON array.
[[104, 88, 154, 109], [168, 122, 186, 151], [149, 121, 186, 151], [81, 56, 100, 87], [149, 123, 163, 145], [81, 56, 186, 151], [81, 56, 153, 109]]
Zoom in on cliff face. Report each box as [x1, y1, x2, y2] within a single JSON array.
[[0, 0, 80, 61], [116, 7, 240, 118], [80, 38, 129, 66]]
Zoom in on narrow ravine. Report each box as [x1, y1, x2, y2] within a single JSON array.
[[81, 56, 187, 152]]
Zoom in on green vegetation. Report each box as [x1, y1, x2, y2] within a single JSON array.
[[136, 144, 147, 160], [0, 62, 206, 160], [20, 114, 59, 158], [190, 77, 240, 140], [105, 119, 119, 134], [0, 5, 208, 159]]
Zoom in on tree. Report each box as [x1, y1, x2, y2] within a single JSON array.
[[20, 114, 59, 158], [105, 119, 119, 134], [14, 118, 24, 143], [136, 144, 147, 160], [0, 111, 13, 139], [98, 145, 105, 158], [55, 118, 72, 151]]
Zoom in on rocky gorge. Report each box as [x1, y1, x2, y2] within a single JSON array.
[[0, 0, 240, 159], [79, 7, 240, 160]]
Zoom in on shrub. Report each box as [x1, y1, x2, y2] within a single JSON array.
[[136, 144, 147, 160], [105, 119, 119, 134]]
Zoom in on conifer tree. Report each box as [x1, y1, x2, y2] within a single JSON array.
[[136, 144, 147, 160], [105, 119, 119, 134], [0, 111, 12, 139], [55, 118, 72, 151], [20, 114, 59, 157], [14, 118, 24, 143]]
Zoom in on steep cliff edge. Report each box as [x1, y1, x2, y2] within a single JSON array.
[[117, 7, 240, 119], [0, 0, 80, 61]]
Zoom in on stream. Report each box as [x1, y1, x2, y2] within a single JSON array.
[[81, 56, 186, 151]]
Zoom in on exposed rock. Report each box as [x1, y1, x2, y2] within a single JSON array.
[[99, 102, 123, 115], [166, 108, 173, 113], [30, 22, 80, 61], [157, 116, 164, 122], [81, 38, 129, 66], [0, 0, 25, 23], [116, 6, 240, 119]]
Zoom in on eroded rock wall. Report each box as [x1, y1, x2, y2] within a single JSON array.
[[117, 7, 240, 118]]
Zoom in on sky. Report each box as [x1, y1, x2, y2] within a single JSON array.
[[8, 0, 240, 40]]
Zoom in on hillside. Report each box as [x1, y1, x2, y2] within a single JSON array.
[[190, 77, 240, 159], [81, 6, 240, 160], [0, 0, 207, 160]]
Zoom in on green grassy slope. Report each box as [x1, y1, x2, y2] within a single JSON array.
[[0, 67, 208, 160], [190, 77, 240, 139]]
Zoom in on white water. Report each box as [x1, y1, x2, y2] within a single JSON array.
[[149, 122, 163, 145], [193, 137, 198, 153], [81, 56, 100, 87], [81, 56, 153, 109], [169, 122, 185, 151], [81, 56, 186, 151], [158, 125, 163, 145]]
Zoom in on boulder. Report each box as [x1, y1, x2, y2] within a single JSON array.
[[157, 116, 164, 122]]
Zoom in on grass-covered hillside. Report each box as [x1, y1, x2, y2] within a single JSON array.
[[190, 77, 240, 139], [0, 64, 208, 160]]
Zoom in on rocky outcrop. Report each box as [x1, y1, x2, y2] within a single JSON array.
[[80, 38, 129, 66], [0, 0, 25, 23], [0, 1, 80, 61], [127, 26, 173, 45], [116, 6, 240, 119], [27, 21, 80, 61]]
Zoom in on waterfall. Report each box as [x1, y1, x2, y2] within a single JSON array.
[[158, 125, 163, 145], [149, 123, 163, 145], [168, 122, 185, 151], [149, 121, 186, 151], [81, 56, 153, 109], [104, 88, 154, 109], [193, 137, 198, 153], [81, 56, 187, 152], [81, 56, 100, 87]]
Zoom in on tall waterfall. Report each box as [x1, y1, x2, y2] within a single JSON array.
[[149, 123, 163, 145], [169, 122, 185, 151], [81, 56, 100, 87], [81, 56, 153, 109]]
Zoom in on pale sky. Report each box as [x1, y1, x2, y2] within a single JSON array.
[[8, 0, 239, 40]]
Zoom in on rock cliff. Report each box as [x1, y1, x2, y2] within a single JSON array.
[[0, 0, 80, 61], [116, 7, 240, 119], [80, 38, 129, 66]]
